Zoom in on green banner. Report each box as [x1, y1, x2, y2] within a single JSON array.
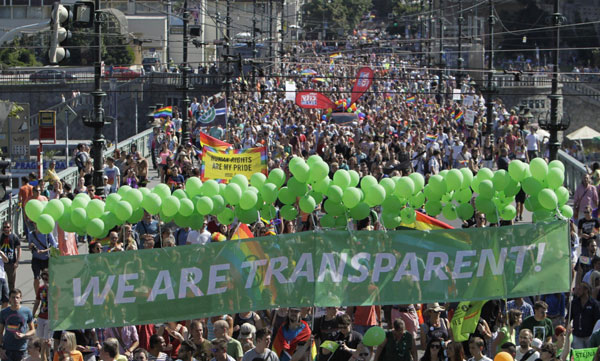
[[571, 348, 596, 361], [49, 220, 570, 330]]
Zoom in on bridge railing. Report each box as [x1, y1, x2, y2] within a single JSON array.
[[492, 74, 553, 88], [558, 149, 588, 195], [0, 127, 153, 238], [562, 74, 600, 106]]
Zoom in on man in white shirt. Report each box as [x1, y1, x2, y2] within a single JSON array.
[[525, 126, 540, 160], [516, 329, 539, 361], [241, 328, 279, 361], [468, 337, 492, 361], [187, 220, 211, 245]]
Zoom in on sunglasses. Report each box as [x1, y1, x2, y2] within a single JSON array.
[[430, 344, 441, 349], [2, 226, 10, 229], [359, 353, 369, 357]]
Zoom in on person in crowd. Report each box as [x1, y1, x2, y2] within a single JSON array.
[[99, 340, 119, 361], [420, 304, 450, 349], [323, 314, 362, 361], [0, 289, 35, 361], [104, 157, 121, 194], [241, 328, 278, 361], [177, 341, 196, 361], [374, 318, 417, 361], [578, 205, 599, 252], [419, 337, 444, 361], [210, 339, 234, 361], [570, 282, 600, 348], [516, 329, 539, 361], [103, 326, 139, 360], [189, 320, 212, 361], [148, 335, 170, 361], [0, 221, 20, 292], [574, 175, 598, 220], [24, 338, 44, 361], [468, 337, 492, 361], [32, 269, 50, 342], [53, 332, 84, 361], [492, 309, 522, 355], [212, 320, 242, 361], [28, 224, 57, 293], [272, 308, 312, 361], [346, 306, 380, 336], [520, 301, 553, 343]]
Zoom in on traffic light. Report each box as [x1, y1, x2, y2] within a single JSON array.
[[72, 0, 95, 28], [0, 160, 10, 201], [48, 3, 72, 64]]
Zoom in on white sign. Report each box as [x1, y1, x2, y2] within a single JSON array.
[[465, 109, 476, 127], [285, 81, 296, 102], [464, 95, 474, 107], [453, 89, 461, 101]]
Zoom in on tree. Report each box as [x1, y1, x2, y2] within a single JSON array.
[[0, 38, 41, 68], [302, 0, 370, 39]]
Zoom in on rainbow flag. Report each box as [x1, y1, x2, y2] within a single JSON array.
[[425, 134, 438, 142], [406, 96, 416, 104], [385, 92, 393, 101], [231, 224, 254, 240], [154, 106, 172, 118], [401, 210, 453, 231], [454, 110, 464, 121], [424, 102, 434, 108], [199, 131, 232, 151], [329, 52, 342, 59]]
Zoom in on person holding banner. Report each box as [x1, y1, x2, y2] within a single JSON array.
[[374, 319, 417, 361]]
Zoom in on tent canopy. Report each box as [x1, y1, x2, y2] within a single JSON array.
[[567, 126, 600, 141]]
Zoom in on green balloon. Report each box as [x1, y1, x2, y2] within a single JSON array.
[[549, 159, 565, 172], [342, 187, 362, 209], [260, 204, 277, 221], [178, 198, 195, 217], [382, 212, 402, 229], [172, 188, 188, 200], [287, 177, 308, 197], [492, 169, 509, 192], [230, 174, 249, 192], [219, 183, 227, 196], [44, 199, 64, 221], [309, 162, 329, 183], [153, 183, 171, 201], [559, 204, 573, 218], [403, 207, 417, 223], [124, 188, 144, 209], [500, 204, 517, 220], [160, 196, 179, 217], [299, 195, 316, 213], [105, 193, 122, 212], [547, 167, 565, 189], [395, 177, 415, 199], [508, 159, 527, 182], [267, 168, 286, 188], [382, 195, 403, 212], [503, 179, 521, 198], [428, 175, 447, 196], [313, 177, 331, 194], [196, 196, 214, 215], [486, 210, 499, 224], [36, 214, 55, 234], [475, 196, 495, 214], [86, 199, 104, 219], [117, 185, 132, 197], [533, 209, 554, 222], [250, 173, 267, 189], [457, 203, 474, 220], [324, 199, 345, 216], [471, 176, 481, 194], [217, 208, 234, 225], [409, 191, 426, 209], [320, 213, 336, 228], [360, 175, 378, 191], [71, 207, 87, 226], [363, 326, 386, 347], [115, 201, 133, 221], [348, 170, 360, 187], [240, 190, 258, 210], [308, 190, 324, 204], [278, 187, 296, 205], [522, 177, 543, 196], [335, 216, 348, 228], [478, 180, 494, 199], [477, 168, 494, 181], [424, 184, 442, 201], [425, 200, 443, 216], [327, 185, 344, 203], [185, 177, 203, 198], [224, 183, 242, 206], [350, 202, 370, 220], [211, 195, 226, 215], [260, 183, 278, 204], [71, 195, 89, 210], [556, 186, 569, 206], [281, 204, 298, 221], [202, 180, 220, 197], [408, 172, 425, 194], [139, 187, 151, 197], [538, 188, 558, 210], [59, 197, 72, 209], [290, 161, 310, 183], [455, 188, 473, 204], [365, 184, 386, 207], [333, 170, 351, 189], [128, 206, 144, 224], [459, 168, 474, 189], [524, 195, 538, 212], [307, 154, 323, 167], [442, 203, 457, 220], [142, 193, 162, 215], [446, 169, 463, 191], [530, 158, 548, 181], [379, 178, 396, 195]]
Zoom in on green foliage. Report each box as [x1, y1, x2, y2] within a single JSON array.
[[102, 35, 135, 66], [0, 38, 41, 67], [302, 0, 370, 39]]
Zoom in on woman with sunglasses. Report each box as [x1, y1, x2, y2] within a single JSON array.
[[420, 337, 444, 361], [53, 332, 84, 361]]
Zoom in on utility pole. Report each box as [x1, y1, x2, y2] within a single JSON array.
[[548, 0, 563, 160], [225, 0, 232, 105], [420, 0, 424, 66], [456, 0, 464, 90], [485, 0, 496, 137], [166, 0, 171, 62], [87, 0, 106, 196], [181, 0, 191, 144], [438, 0, 444, 104], [428, 0, 433, 68], [280, 0, 284, 75], [252, 0, 257, 87], [269, 0, 273, 74]]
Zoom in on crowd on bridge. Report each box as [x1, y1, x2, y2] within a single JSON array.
[[3, 34, 599, 361]]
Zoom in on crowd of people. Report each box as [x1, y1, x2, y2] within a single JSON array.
[[2, 33, 594, 361]]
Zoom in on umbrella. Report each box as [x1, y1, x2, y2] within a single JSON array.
[[567, 125, 600, 141], [300, 69, 318, 76]]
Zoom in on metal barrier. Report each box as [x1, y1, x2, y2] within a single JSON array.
[[558, 149, 587, 195], [0, 127, 154, 238]]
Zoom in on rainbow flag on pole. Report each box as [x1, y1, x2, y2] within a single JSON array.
[[199, 131, 232, 151], [425, 134, 438, 142], [231, 224, 254, 240], [406, 95, 416, 104], [329, 52, 342, 60], [454, 110, 464, 121], [154, 106, 172, 118]]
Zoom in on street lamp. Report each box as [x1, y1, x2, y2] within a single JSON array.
[[539, 111, 570, 156]]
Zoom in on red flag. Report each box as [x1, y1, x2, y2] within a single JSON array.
[[350, 67, 374, 105], [295, 90, 336, 109], [199, 131, 232, 150]]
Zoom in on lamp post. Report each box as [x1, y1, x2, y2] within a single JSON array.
[[456, 0, 464, 89], [180, 0, 191, 145], [484, 0, 496, 137], [83, 0, 106, 197], [438, 0, 444, 104]]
